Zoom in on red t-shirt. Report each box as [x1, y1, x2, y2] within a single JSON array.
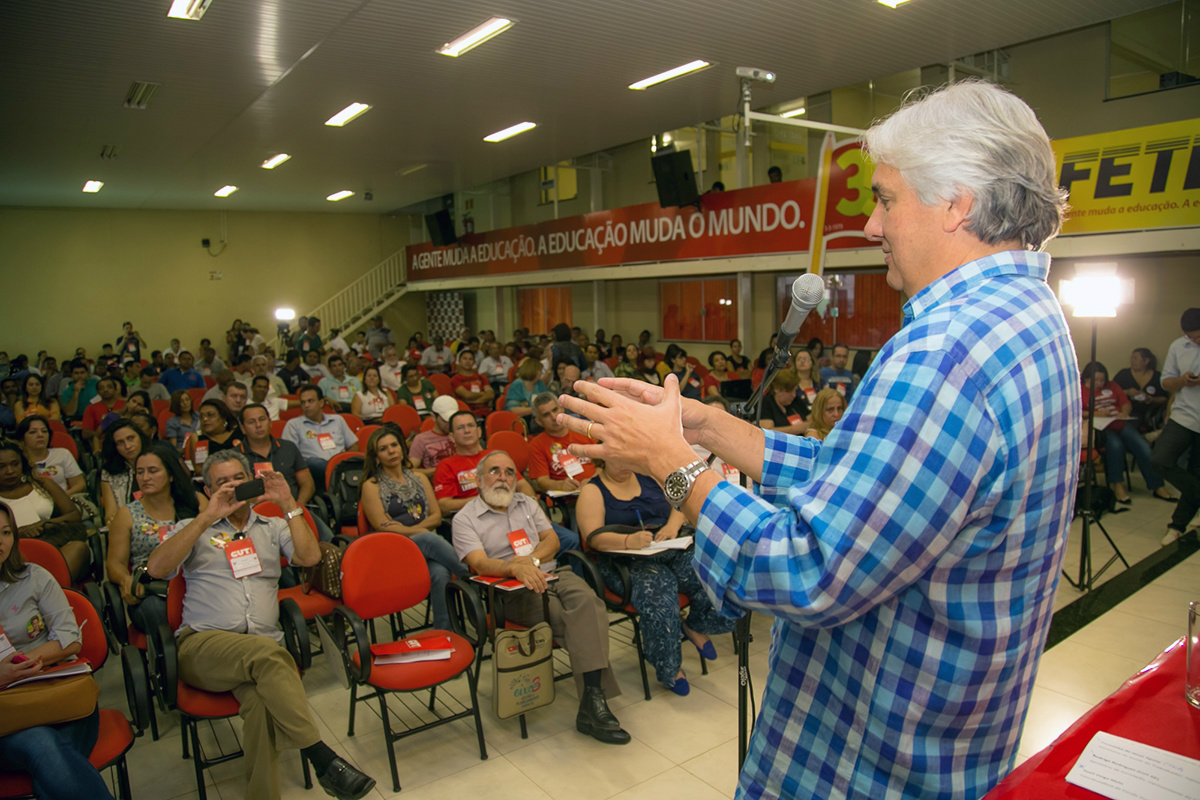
[[82, 398, 125, 431], [528, 431, 596, 483], [1083, 381, 1129, 432], [434, 450, 488, 500], [702, 373, 721, 396], [451, 372, 491, 414]]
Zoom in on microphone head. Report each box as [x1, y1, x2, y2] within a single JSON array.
[[791, 273, 826, 310]]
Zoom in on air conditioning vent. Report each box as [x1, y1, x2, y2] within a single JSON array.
[[99, 145, 119, 160], [124, 81, 161, 110]]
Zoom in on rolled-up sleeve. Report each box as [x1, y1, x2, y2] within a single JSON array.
[[33, 569, 81, 650]]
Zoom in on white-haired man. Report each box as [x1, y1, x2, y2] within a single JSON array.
[[560, 81, 1080, 798], [451, 450, 628, 745]]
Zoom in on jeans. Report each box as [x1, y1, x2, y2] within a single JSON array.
[[1152, 420, 1200, 532], [0, 709, 114, 800], [410, 531, 470, 631], [552, 522, 580, 555], [305, 457, 329, 490], [127, 593, 168, 638], [1103, 424, 1164, 490]]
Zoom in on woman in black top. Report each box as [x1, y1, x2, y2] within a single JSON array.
[[727, 339, 751, 377], [1113, 348, 1167, 434], [758, 369, 810, 436]]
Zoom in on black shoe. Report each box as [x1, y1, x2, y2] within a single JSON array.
[[576, 686, 631, 745], [317, 757, 376, 800]]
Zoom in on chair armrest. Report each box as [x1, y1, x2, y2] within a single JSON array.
[[279, 597, 311, 671], [146, 622, 178, 710], [102, 581, 130, 647], [120, 644, 152, 736], [331, 605, 371, 685], [560, 549, 608, 603], [446, 579, 487, 652]]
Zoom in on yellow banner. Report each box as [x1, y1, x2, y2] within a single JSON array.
[[1055, 118, 1200, 234]]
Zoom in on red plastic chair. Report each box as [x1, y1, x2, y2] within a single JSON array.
[[50, 430, 79, 460], [506, 365, 518, 383], [751, 368, 765, 388], [0, 589, 137, 800], [356, 424, 382, 453], [47, 418, 69, 435], [328, 534, 487, 792], [419, 417, 435, 433], [155, 408, 174, 439], [185, 387, 206, 408], [485, 410, 525, 441], [270, 419, 286, 438], [428, 373, 453, 397], [255, 502, 341, 620], [151, 399, 170, 417], [382, 404, 421, 440], [18, 538, 71, 588], [487, 432, 530, 475], [356, 504, 371, 537], [340, 413, 364, 433], [279, 406, 303, 421]]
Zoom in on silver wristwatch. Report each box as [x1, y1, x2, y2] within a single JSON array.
[[663, 460, 709, 509]]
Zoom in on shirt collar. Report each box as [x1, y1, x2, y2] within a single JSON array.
[[902, 250, 1050, 326]]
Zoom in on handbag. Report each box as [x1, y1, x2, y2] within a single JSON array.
[[302, 540, 347, 598], [0, 673, 99, 737], [490, 591, 554, 720]]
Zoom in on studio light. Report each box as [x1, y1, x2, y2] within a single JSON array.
[[274, 308, 295, 321]]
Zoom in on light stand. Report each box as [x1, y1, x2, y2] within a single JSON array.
[[1059, 270, 1132, 592], [726, 341, 794, 767]]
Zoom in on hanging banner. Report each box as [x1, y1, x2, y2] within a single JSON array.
[[1057, 118, 1200, 234]]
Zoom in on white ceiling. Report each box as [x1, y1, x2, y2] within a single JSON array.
[[0, 0, 1171, 214]]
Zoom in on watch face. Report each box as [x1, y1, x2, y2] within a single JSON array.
[[664, 471, 689, 503]]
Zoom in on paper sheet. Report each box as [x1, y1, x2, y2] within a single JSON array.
[[607, 535, 694, 556], [1066, 731, 1200, 800]]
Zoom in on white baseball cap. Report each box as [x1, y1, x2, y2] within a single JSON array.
[[431, 395, 459, 422]]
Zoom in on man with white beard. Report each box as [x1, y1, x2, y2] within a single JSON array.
[[451, 450, 628, 745]]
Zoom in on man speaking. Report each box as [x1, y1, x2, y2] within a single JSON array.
[[558, 81, 1080, 799]]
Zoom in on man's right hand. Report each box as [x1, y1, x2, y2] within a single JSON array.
[[204, 483, 246, 520], [624, 530, 654, 550], [511, 563, 548, 593]]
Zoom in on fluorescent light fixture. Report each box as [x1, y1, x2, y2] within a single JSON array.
[[326, 190, 354, 201], [437, 17, 515, 57], [82, 180, 104, 193], [214, 185, 238, 197], [628, 60, 711, 90], [878, 0, 911, 7], [261, 153, 291, 169], [324, 103, 371, 127], [484, 121, 537, 142], [274, 308, 295, 321], [780, 107, 807, 118], [167, 0, 213, 20], [1058, 264, 1132, 318], [399, 163, 428, 176]]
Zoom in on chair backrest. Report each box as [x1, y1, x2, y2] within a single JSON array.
[[751, 368, 765, 388], [156, 408, 174, 438], [18, 539, 71, 588], [356, 425, 382, 453], [506, 365, 518, 383], [341, 533, 429, 619], [203, 376, 216, 389], [356, 503, 370, 537], [270, 419, 287, 438], [382, 403, 421, 439], [63, 588, 108, 670], [485, 410, 525, 441], [339, 413, 364, 433], [428, 373, 453, 397], [48, 418, 69, 434], [419, 416, 435, 433], [279, 406, 303, 421], [324, 451, 364, 499], [50, 430, 79, 459], [167, 574, 186, 630], [185, 387, 206, 407], [253, 500, 320, 539], [488, 431, 530, 475], [151, 399, 171, 417]]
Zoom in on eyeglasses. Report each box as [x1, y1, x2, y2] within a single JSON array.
[[486, 467, 517, 478]]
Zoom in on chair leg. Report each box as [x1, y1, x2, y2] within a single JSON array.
[[427, 685, 437, 712], [377, 693, 402, 793], [519, 713, 528, 739], [468, 667, 488, 760], [189, 718, 207, 800], [633, 618, 650, 701], [301, 753, 313, 789], [117, 756, 132, 800], [181, 718, 190, 759], [347, 683, 358, 737]]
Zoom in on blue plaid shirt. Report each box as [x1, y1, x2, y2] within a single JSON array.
[[695, 251, 1080, 800]]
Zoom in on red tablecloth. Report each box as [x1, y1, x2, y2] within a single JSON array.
[[985, 637, 1200, 798]]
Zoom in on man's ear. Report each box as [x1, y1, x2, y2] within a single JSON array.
[[943, 191, 974, 233]]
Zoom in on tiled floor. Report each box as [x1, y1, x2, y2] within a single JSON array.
[[93, 485, 1196, 799]]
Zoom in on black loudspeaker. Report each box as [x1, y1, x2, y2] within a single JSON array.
[[651, 150, 700, 208], [425, 209, 457, 246]]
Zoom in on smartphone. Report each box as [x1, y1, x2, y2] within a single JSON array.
[[234, 478, 265, 502]]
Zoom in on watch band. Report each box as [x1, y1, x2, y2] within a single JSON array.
[[664, 459, 709, 510], [284, 506, 304, 520]]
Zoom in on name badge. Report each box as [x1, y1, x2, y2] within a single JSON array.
[[559, 453, 584, 478], [225, 539, 263, 579], [338, 386, 349, 399], [157, 525, 172, 544], [302, 341, 310, 351], [457, 469, 477, 493], [689, 378, 701, 388], [507, 530, 534, 557], [133, 490, 144, 501], [317, 433, 337, 451], [787, 414, 803, 426], [254, 462, 274, 478], [413, 396, 426, 410], [194, 442, 209, 467]]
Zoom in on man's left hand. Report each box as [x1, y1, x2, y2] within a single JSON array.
[[261, 471, 293, 507]]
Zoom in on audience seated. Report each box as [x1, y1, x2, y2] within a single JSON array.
[[0, 440, 89, 580], [221, 381, 249, 418], [504, 359, 549, 420], [527, 393, 596, 494], [106, 442, 205, 637], [793, 350, 822, 404], [419, 335, 454, 375], [195, 346, 226, 377], [59, 359, 99, 421], [160, 351, 206, 394], [276, 350, 310, 394], [360, 428, 467, 629], [759, 368, 810, 436], [0, 500, 116, 800], [14, 373, 61, 423], [100, 420, 150, 525], [613, 343, 639, 379], [451, 450, 629, 745], [407, 395, 458, 477], [819, 343, 855, 400], [479, 341, 513, 392], [1113, 348, 1168, 435], [249, 376, 288, 420], [144, 452, 376, 800], [201, 370, 235, 403], [300, 350, 329, 381], [376, 346, 407, 393], [351, 365, 391, 424], [183, 398, 240, 477], [81, 377, 125, 450], [451, 350, 495, 418], [318, 354, 360, 412], [805, 388, 846, 442], [281, 385, 356, 487], [433, 411, 531, 518], [165, 390, 200, 451], [17, 415, 85, 498], [1081, 361, 1173, 504], [583, 344, 613, 382]]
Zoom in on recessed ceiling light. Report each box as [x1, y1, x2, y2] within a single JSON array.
[[437, 17, 515, 57], [484, 121, 537, 142], [82, 180, 104, 193], [327, 190, 354, 201], [167, 0, 213, 21], [780, 107, 806, 118], [325, 103, 371, 127], [261, 153, 291, 169], [628, 60, 711, 90], [214, 185, 238, 197], [878, 0, 911, 7]]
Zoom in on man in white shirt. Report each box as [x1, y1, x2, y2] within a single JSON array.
[[420, 335, 454, 375], [479, 342, 513, 392], [281, 385, 357, 486], [1154, 307, 1200, 545], [377, 346, 406, 393], [582, 344, 614, 382], [250, 376, 288, 421]]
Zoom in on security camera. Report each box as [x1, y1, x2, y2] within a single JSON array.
[[736, 66, 776, 84]]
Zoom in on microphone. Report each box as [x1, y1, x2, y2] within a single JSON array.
[[774, 273, 826, 357]]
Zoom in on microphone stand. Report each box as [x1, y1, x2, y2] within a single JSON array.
[[725, 343, 793, 768]]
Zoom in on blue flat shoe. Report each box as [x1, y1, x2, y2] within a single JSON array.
[[690, 638, 718, 660], [663, 676, 690, 696]]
